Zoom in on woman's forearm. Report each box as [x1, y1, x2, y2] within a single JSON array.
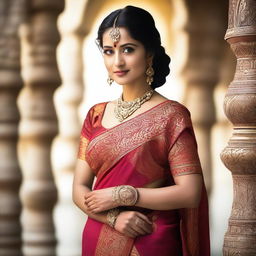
[[136, 175, 202, 210], [80, 174, 202, 213], [73, 184, 108, 224]]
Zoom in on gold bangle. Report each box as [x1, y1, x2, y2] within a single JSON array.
[[106, 208, 120, 228], [112, 185, 138, 206]]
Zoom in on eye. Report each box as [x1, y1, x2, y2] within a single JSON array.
[[123, 47, 134, 53], [103, 49, 114, 55]]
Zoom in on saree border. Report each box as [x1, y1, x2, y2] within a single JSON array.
[[95, 224, 134, 256], [86, 101, 187, 179]]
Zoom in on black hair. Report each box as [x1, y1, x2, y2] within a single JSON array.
[[96, 5, 170, 89]]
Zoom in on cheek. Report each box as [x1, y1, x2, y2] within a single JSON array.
[[129, 54, 147, 70], [103, 57, 112, 72], [131, 58, 147, 74]]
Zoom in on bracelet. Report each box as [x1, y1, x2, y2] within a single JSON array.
[[107, 208, 120, 228], [112, 185, 139, 206]]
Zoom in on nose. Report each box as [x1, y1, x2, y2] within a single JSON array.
[[114, 51, 125, 67]]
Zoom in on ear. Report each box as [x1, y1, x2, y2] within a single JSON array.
[[146, 52, 154, 64]]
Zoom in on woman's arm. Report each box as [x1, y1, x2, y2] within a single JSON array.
[[136, 173, 202, 210], [72, 159, 153, 237], [85, 173, 202, 213], [72, 159, 107, 223]]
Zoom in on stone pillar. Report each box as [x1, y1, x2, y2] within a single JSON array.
[[183, 0, 229, 193], [18, 0, 64, 255], [210, 44, 236, 254], [52, 0, 89, 254], [221, 0, 256, 254], [54, 0, 85, 183], [0, 1, 25, 255]]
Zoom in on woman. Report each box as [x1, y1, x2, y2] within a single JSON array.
[[73, 5, 210, 256]]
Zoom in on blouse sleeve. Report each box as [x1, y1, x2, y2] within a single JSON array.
[[167, 104, 202, 177], [77, 108, 93, 161]]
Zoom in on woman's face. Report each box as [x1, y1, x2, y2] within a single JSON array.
[[102, 27, 150, 87]]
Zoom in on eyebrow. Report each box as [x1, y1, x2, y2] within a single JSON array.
[[103, 43, 138, 48]]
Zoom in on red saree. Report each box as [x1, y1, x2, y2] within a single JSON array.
[[78, 100, 210, 256]]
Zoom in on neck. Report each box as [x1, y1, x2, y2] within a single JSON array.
[[122, 84, 152, 101]]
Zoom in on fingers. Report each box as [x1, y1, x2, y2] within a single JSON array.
[[114, 211, 154, 239], [85, 202, 101, 213], [84, 195, 93, 205], [84, 197, 97, 211], [134, 217, 153, 234], [136, 212, 152, 225], [126, 212, 153, 236], [126, 227, 139, 238]]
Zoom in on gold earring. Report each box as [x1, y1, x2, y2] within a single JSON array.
[[107, 77, 114, 86], [146, 64, 154, 86]]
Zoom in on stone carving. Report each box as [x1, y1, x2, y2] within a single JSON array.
[[224, 95, 256, 124], [237, 0, 256, 27], [221, 0, 256, 254], [226, 0, 256, 38]]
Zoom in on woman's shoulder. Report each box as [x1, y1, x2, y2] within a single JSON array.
[[163, 100, 193, 131], [153, 93, 190, 116], [166, 100, 190, 115], [86, 101, 108, 119]]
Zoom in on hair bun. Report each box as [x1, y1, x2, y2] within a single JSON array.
[[151, 46, 170, 89]]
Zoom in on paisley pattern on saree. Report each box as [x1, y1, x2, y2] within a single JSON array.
[[85, 101, 193, 178], [95, 224, 134, 256]]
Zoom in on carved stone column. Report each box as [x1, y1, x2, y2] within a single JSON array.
[[52, 0, 88, 254], [18, 0, 64, 255], [183, 0, 228, 193], [221, 0, 256, 254], [0, 1, 25, 255]]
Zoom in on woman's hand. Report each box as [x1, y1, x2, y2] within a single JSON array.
[[114, 211, 153, 238], [84, 187, 116, 213]]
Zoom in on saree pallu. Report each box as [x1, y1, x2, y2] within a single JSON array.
[[78, 100, 210, 256]]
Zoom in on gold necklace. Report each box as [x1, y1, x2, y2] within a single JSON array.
[[114, 89, 154, 122]]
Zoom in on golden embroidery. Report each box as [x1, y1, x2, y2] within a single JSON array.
[[93, 103, 107, 125], [77, 135, 89, 161], [95, 224, 134, 256], [80, 101, 208, 255], [130, 246, 140, 256], [86, 101, 179, 177], [168, 129, 202, 177], [83, 100, 202, 181]]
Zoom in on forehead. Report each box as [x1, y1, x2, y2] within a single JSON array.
[[102, 27, 141, 46]]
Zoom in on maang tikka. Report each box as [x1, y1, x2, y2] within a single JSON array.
[[109, 15, 121, 45]]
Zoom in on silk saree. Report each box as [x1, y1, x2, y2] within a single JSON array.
[[78, 100, 210, 256]]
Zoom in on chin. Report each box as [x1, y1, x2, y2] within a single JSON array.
[[114, 78, 142, 87], [114, 79, 132, 86]]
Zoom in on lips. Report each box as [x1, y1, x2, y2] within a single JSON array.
[[114, 70, 129, 77]]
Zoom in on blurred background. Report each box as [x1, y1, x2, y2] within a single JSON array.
[[0, 0, 237, 255]]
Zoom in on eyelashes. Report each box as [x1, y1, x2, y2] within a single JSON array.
[[103, 47, 135, 55], [123, 47, 135, 53], [103, 49, 114, 55]]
